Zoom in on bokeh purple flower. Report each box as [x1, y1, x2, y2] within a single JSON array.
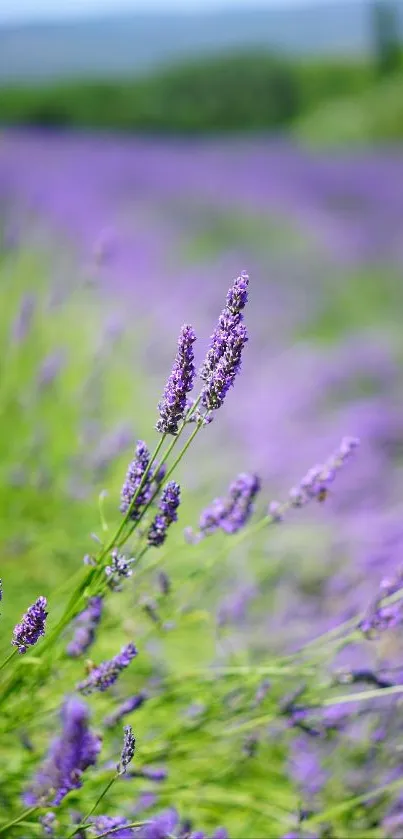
[[24, 696, 101, 806], [77, 643, 137, 694], [11, 293, 36, 343], [143, 808, 179, 839], [93, 816, 136, 838], [66, 596, 103, 658], [104, 692, 148, 728], [188, 471, 260, 541]]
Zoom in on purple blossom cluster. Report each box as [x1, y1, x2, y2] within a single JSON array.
[[93, 816, 135, 838], [66, 596, 103, 658], [120, 440, 152, 519], [120, 441, 166, 522], [148, 481, 181, 547], [200, 272, 249, 381], [117, 725, 136, 774], [77, 643, 137, 694], [359, 567, 403, 638], [156, 324, 196, 435], [12, 595, 48, 654], [24, 696, 101, 806], [200, 273, 249, 413], [105, 549, 135, 591], [104, 692, 148, 728], [268, 436, 360, 522], [187, 471, 260, 542]]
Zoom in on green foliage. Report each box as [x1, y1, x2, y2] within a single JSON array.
[[0, 50, 376, 135], [371, 0, 402, 77], [294, 69, 403, 145]]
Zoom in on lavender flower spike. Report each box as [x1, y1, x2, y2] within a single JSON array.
[[221, 473, 260, 534], [66, 596, 103, 658], [12, 596, 48, 654], [148, 481, 181, 547], [117, 725, 136, 774], [201, 320, 248, 412], [267, 437, 360, 522], [360, 566, 403, 638], [93, 816, 135, 838], [200, 272, 249, 382], [24, 696, 101, 806], [144, 808, 179, 839], [120, 440, 152, 520], [156, 324, 196, 435], [77, 643, 137, 695], [226, 270, 249, 314], [188, 471, 260, 541], [288, 436, 360, 508], [104, 692, 148, 728]]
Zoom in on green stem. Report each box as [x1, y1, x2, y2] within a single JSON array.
[[102, 434, 167, 555], [66, 774, 117, 838], [94, 821, 148, 839], [305, 777, 403, 826], [0, 648, 17, 672], [108, 422, 203, 579], [127, 421, 202, 537], [322, 683, 403, 707], [0, 806, 38, 836], [301, 583, 403, 655]]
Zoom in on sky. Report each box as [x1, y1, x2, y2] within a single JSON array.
[[0, 0, 365, 25]]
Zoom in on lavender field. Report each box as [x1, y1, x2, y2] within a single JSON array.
[[1, 130, 403, 838]]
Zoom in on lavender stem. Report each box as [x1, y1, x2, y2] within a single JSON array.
[[66, 774, 118, 839]]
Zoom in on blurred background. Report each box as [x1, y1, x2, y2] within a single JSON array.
[[1, 0, 403, 687]]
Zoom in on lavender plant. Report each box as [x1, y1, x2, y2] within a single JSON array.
[[2, 268, 403, 839]]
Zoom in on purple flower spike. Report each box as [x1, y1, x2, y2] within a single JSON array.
[[226, 270, 249, 314], [190, 472, 260, 541], [120, 441, 152, 520], [156, 324, 196, 435], [200, 272, 249, 383], [148, 481, 181, 548], [117, 725, 136, 774], [211, 830, 229, 839], [104, 692, 148, 728], [360, 566, 403, 637], [66, 596, 103, 658], [93, 816, 135, 838], [138, 766, 167, 782], [12, 596, 48, 654], [77, 643, 137, 695], [24, 696, 101, 806], [144, 808, 179, 839], [11, 293, 36, 343], [288, 436, 360, 508], [268, 437, 360, 522], [221, 473, 260, 534], [40, 812, 56, 837], [105, 550, 134, 591], [201, 320, 248, 412]]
